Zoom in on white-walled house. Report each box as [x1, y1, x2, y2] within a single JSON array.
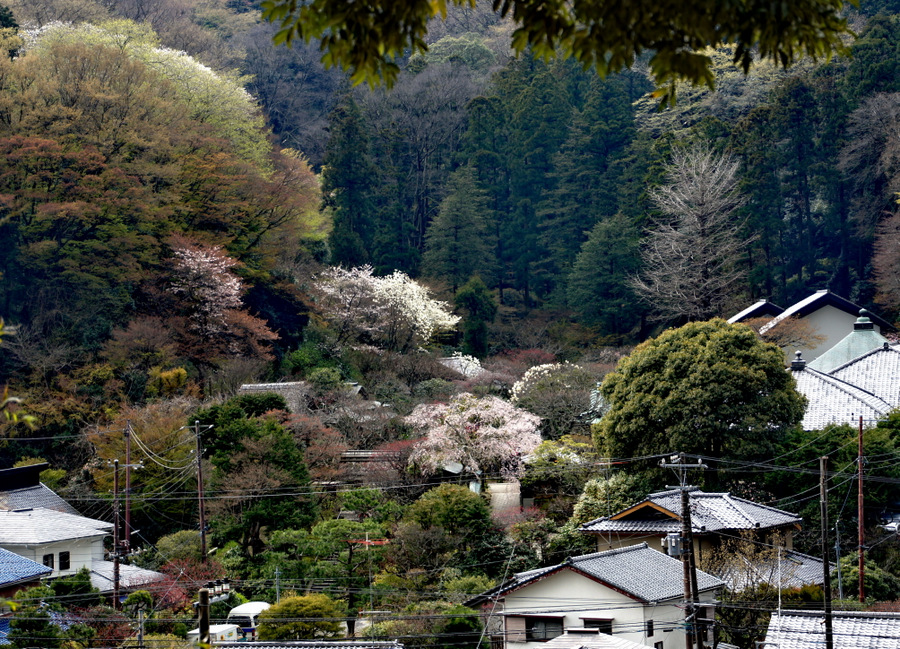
[[0, 507, 111, 579], [466, 543, 723, 649]]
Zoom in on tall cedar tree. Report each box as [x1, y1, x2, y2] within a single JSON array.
[[322, 96, 376, 266], [422, 166, 495, 291]]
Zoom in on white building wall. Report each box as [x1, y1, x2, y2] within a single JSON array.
[[1, 536, 104, 578], [501, 569, 694, 649], [790, 305, 879, 362]]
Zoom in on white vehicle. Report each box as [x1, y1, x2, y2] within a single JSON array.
[[226, 601, 271, 641], [187, 624, 240, 645]]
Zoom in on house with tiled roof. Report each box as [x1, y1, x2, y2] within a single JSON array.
[[729, 291, 893, 362], [764, 610, 900, 649], [0, 463, 80, 515], [789, 351, 893, 430], [578, 488, 802, 560], [0, 547, 52, 599], [0, 508, 111, 580], [465, 543, 723, 649]]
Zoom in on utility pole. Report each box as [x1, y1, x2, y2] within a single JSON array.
[[820, 456, 834, 649], [198, 587, 210, 646], [858, 415, 865, 603], [660, 453, 707, 649], [113, 459, 121, 610], [125, 420, 133, 554], [195, 420, 207, 562], [835, 522, 843, 600]]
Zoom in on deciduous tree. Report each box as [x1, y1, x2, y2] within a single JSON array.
[[406, 392, 541, 479], [632, 143, 755, 322], [260, 0, 850, 105]]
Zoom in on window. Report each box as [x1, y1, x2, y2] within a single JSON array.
[[525, 617, 564, 641], [583, 619, 613, 634], [42, 553, 54, 569], [647, 619, 654, 637], [59, 551, 70, 571]]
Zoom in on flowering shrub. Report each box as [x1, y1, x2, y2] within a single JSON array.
[[406, 393, 541, 480], [313, 265, 459, 351]]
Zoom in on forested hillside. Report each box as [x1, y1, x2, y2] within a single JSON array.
[[3, 0, 900, 646]]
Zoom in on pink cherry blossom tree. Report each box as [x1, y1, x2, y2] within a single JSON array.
[[406, 393, 541, 481]]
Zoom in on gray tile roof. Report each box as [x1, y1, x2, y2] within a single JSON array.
[[0, 484, 81, 515], [764, 610, 900, 649], [830, 343, 900, 408], [579, 489, 801, 535], [807, 312, 891, 373], [215, 643, 404, 649], [0, 547, 52, 586], [89, 560, 166, 593], [790, 361, 892, 430], [541, 632, 648, 649], [0, 508, 111, 544], [467, 543, 723, 606]]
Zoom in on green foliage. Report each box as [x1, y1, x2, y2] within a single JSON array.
[[49, 567, 100, 608], [454, 276, 497, 357], [834, 552, 900, 602], [28, 21, 272, 170], [569, 472, 650, 527], [567, 214, 641, 336], [422, 167, 496, 292], [257, 594, 343, 640], [521, 436, 602, 511], [405, 484, 492, 537], [308, 367, 343, 392], [596, 319, 806, 459], [261, 0, 850, 105], [322, 96, 376, 267]]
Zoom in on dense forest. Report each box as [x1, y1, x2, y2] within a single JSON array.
[[3, 0, 900, 647]]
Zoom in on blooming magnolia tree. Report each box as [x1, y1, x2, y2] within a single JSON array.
[[313, 265, 459, 351], [406, 393, 541, 480]]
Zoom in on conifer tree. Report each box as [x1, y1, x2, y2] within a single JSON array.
[[422, 166, 495, 291], [322, 96, 376, 266]]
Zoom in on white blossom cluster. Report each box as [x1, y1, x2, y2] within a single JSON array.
[[314, 266, 459, 351], [510, 362, 579, 404], [438, 353, 483, 378], [406, 393, 541, 479]]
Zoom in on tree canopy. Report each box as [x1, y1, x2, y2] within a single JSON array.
[[595, 319, 806, 459], [260, 0, 851, 103]]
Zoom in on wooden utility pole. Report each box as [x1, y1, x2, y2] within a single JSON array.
[[195, 420, 207, 562], [820, 456, 834, 649], [858, 415, 865, 602], [198, 587, 210, 646]]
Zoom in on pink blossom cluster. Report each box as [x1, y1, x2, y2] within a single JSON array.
[[406, 393, 541, 480]]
